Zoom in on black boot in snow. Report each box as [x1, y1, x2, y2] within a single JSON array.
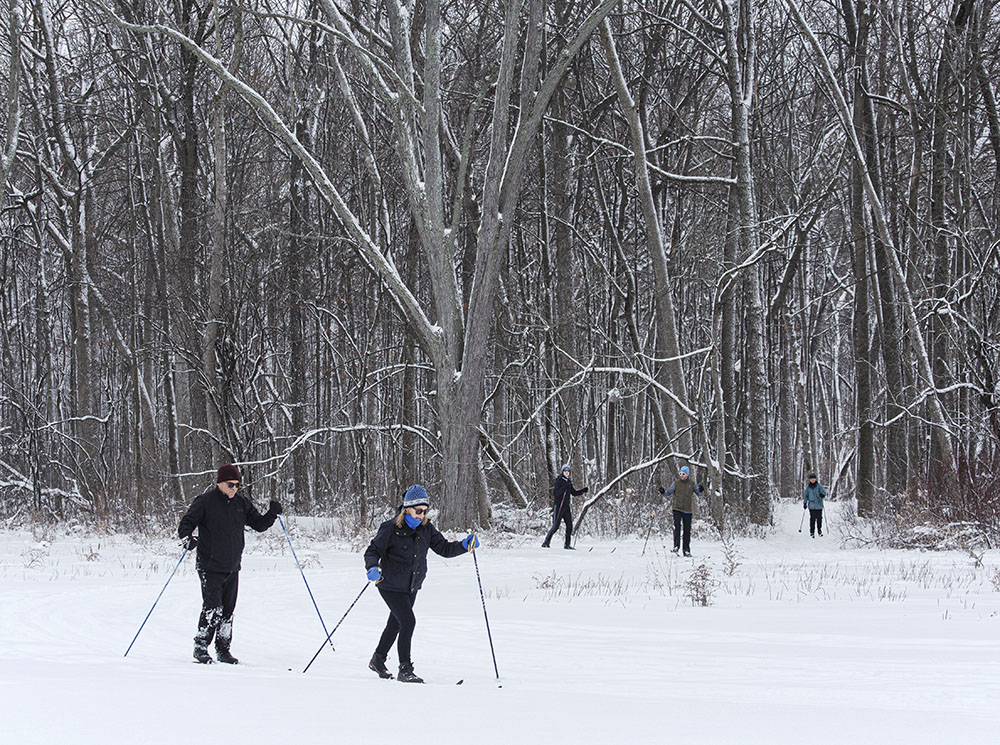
[[369, 653, 393, 679], [564, 545, 575, 550], [397, 662, 424, 683], [215, 648, 239, 664], [194, 611, 219, 664], [670, 546, 679, 554], [541, 542, 550, 548], [193, 646, 214, 664]]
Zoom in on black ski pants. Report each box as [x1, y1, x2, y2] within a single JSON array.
[[673, 510, 692, 553], [196, 569, 239, 651], [543, 503, 573, 547], [375, 587, 419, 665], [809, 508, 823, 535]]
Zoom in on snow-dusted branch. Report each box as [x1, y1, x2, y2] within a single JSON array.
[[172, 423, 439, 484], [784, 0, 955, 450], [89, 0, 443, 360]]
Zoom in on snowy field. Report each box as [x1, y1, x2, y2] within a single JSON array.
[[1, 501, 998, 745]]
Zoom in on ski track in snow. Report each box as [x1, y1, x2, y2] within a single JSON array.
[[1, 502, 998, 744]]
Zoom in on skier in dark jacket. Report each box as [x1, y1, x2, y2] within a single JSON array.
[[178, 464, 281, 664], [659, 465, 703, 557], [364, 484, 479, 683], [541, 463, 588, 549], [803, 473, 827, 537]]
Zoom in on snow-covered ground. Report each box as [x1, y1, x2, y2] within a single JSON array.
[[1, 502, 997, 744]]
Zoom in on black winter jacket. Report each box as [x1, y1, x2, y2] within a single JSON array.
[[178, 487, 278, 573], [552, 475, 585, 514], [364, 518, 467, 593]]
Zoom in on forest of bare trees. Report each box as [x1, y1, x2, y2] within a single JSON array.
[[1, 0, 998, 541]]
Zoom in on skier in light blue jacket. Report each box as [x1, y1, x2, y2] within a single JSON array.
[[802, 474, 826, 537]]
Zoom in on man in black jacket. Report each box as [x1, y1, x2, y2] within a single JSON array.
[[178, 464, 282, 664], [542, 463, 588, 549]]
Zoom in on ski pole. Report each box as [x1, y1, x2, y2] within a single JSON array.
[[124, 546, 189, 657], [470, 535, 500, 685], [277, 515, 333, 649], [641, 511, 659, 557], [798, 507, 806, 533], [302, 582, 370, 673]]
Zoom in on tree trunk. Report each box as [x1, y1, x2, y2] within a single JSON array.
[[927, 0, 972, 502], [721, 0, 770, 525], [601, 19, 692, 466]]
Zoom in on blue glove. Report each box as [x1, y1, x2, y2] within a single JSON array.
[[462, 533, 480, 551], [367, 566, 381, 582]]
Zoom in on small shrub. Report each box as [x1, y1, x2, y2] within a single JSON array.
[[721, 535, 742, 577], [22, 544, 48, 569], [684, 562, 716, 606]]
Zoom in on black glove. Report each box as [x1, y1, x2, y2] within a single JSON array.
[[581, 487, 589, 494], [658, 486, 665, 496], [803, 503, 808, 510], [181, 535, 198, 551], [269, 499, 283, 515]]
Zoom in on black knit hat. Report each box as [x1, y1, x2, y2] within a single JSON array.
[[217, 464, 240, 483]]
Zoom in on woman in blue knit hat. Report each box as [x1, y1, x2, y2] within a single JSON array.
[[659, 465, 703, 557], [363, 484, 479, 683]]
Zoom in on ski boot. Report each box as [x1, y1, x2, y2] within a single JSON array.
[[397, 662, 424, 684], [193, 645, 214, 664], [369, 653, 393, 679], [215, 647, 239, 664], [213, 618, 238, 663]]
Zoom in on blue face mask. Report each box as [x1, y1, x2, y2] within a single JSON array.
[[404, 513, 423, 529]]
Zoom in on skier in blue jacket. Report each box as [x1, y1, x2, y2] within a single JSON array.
[[803, 473, 827, 537]]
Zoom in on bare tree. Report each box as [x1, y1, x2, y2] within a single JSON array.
[[1, 0, 21, 206]]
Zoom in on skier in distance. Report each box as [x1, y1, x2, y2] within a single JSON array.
[[541, 463, 588, 549], [659, 465, 702, 557]]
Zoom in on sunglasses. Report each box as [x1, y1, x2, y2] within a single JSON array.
[[410, 507, 428, 516], [224, 481, 240, 489]]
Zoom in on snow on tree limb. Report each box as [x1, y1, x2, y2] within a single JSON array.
[[89, 0, 443, 360]]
